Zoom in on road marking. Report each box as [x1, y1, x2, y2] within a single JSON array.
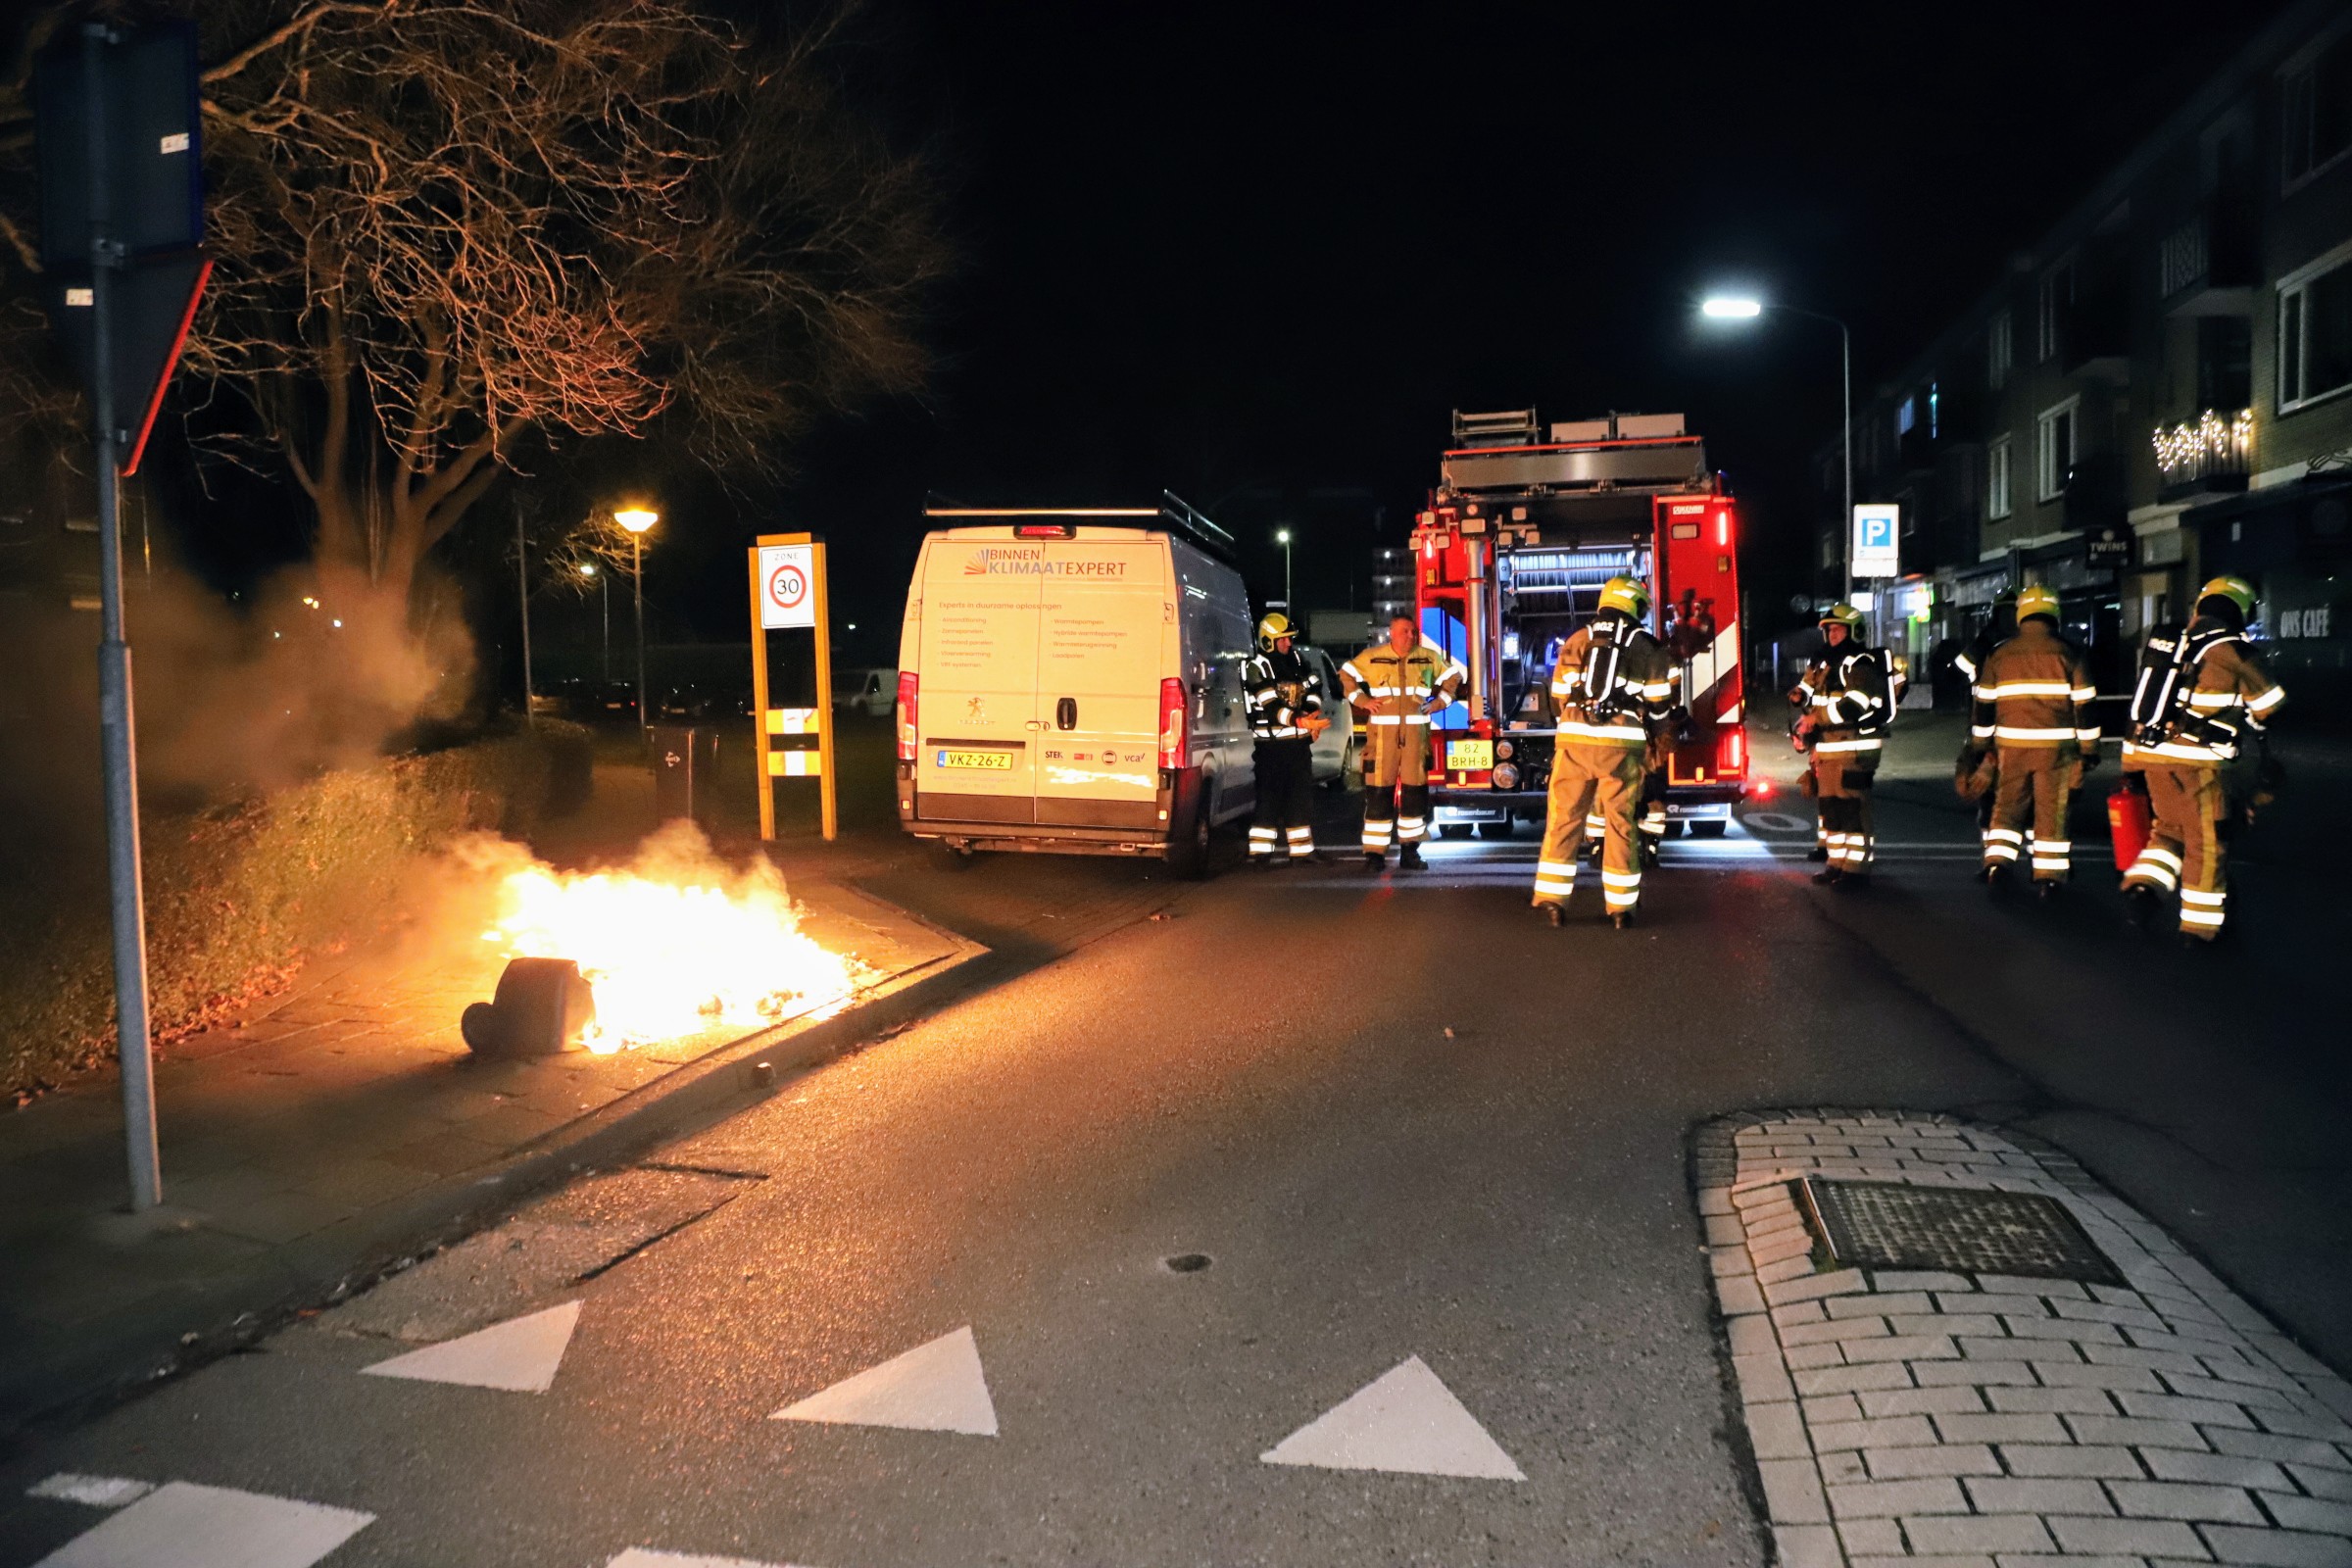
[[1259, 1355, 1524, 1481], [771, 1324, 999, 1436], [360, 1299, 581, 1393], [31, 1481, 373, 1568], [25, 1475, 154, 1508], [607, 1551, 812, 1568]]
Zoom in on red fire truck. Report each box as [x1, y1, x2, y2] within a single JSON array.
[[1413, 409, 1749, 837]]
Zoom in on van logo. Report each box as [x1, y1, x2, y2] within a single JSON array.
[[965, 696, 987, 723], [963, 546, 1125, 578]]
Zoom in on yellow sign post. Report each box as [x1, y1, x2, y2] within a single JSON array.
[[748, 532, 837, 841]]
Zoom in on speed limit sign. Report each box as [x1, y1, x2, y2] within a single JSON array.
[[758, 543, 815, 628]]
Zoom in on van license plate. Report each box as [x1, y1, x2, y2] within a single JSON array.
[[1446, 739, 1494, 771], [936, 749, 1013, 770]]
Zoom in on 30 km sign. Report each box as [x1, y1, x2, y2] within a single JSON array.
[[1853, 503, 1901, 579], [758, 543, 816, 628]]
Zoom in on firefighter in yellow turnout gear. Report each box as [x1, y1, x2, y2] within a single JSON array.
[[1965, 584, 2101, 897], [1341, 614, 1466, 870], [1533, 577, 1677, 929], [1790, 604, 1894, 886], [2120, 575, 2286, 943]]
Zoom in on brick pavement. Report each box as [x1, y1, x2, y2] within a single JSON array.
[[1697, 1112, 2352, 1568]]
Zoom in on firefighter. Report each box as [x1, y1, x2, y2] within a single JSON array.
[[1587, 662, 1681, 867], [1948, 591, 2019, 863], [1962, 585, 2100, 898], [1789, 604, 1893, 887], [1341, 614, 1466, 871], [1533, 576, 1676, 928], [1243, 612, 1330, 866], [2119, 575, 2286, 944]]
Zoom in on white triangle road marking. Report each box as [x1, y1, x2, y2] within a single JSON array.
[[31, 1481, 374, 1568], [360, 1299, 581, 1393], [607, 1551, 815, 1568], [1260, 1355, 1524, 1481], [770, 1325, 999, 1436]]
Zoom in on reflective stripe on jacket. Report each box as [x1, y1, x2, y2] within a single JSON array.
[[1549, 622, 1674, 747], [1971, 623, 2099, 754], [1793, 647, 1891, 760], [1341, 640, 1467, 730], [1244, 647, 1325, 741], [2122, 626, 2284, 767]]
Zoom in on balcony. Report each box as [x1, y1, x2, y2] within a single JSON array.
[[2159, 198, 2259, 318], [2057, 291, 2132, 382], [2152, 408, 2253, 504]]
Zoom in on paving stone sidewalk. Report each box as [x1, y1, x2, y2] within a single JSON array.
[[0, 874, 969, 1435], [1697, 1111, 2352, 1568]]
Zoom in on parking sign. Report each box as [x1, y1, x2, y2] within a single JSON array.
[[1852, 504, 1900, 579]]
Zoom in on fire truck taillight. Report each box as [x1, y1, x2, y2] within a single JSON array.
[[1715, 508, 1732, 548], [1157, 678, 1188, 770], [896, 672, 919, 762], [1718, 725, 1746, 778]]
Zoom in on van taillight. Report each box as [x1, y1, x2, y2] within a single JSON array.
[[896, 672, 919, 762], [1718, 725, 1745, 778], [1157, 678, 1188, 769], [1014, 523, 1074, 539]]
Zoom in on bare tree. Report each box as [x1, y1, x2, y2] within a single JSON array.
[[1, 0, 943, 620]]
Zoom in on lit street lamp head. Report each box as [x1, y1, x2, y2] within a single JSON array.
[[578, 562, 597, 578], [1700, 296, 1763, 318], [614, 507, 660, 535]]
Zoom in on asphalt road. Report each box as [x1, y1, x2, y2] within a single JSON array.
[[4, 751, 2347, 1568]]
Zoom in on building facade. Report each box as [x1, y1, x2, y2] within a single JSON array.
[[1816, 0, 2352, 704]]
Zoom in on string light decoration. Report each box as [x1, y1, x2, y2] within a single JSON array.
[[2152, 408, 2254, 478]]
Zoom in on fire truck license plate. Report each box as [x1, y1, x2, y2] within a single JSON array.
[[936, 749, 1013, 770], [1446, 739, 1494, 771]]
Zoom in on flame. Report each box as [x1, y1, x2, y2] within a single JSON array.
[[471, 824, 860, 1054]]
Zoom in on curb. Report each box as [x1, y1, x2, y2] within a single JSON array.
[[1, 917, 1000, 1442]]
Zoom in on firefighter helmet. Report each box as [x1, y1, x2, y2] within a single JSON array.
[[1597, 576, 1651, 620], [2196, 575, 2257, 620], [1818, 602, 1865, 633], [1255, 612, 1296, 650], [2015, 584, 2061, 622]]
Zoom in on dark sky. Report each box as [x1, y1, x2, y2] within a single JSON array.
[[770, 0, 2291, 659]]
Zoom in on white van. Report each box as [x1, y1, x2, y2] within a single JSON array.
[[894, 499, 1255, 873]]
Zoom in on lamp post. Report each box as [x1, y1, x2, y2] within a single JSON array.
[[1701, 295, 1853, 606], [615, 507, 659, 732], [1275, 528, 1293, 612], [516, 509, 535, 727], [579, 561, 608, 680]]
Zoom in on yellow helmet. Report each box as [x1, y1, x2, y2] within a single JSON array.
[[1597, 576, 1651, 619], [2015, 584, 2061, 622], [1818, 602, 1865, 633], [1255, 612, 1296, 650], [2197, 575, 2256, 619]]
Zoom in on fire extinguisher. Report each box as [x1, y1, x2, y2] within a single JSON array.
[[2108, 773, 2152, 872]]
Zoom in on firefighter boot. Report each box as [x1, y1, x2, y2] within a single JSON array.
[[1363, 852, 1385, 873], [1806, 846, 1830, 862], [2125, 885, 2159, 930], [1544, 905, 1565, 929], [1611, 908, 1636, 930], [2036, 880, 2062, 904], [1812, 866, 1842, 886], [1399, 844, 1427, 871]]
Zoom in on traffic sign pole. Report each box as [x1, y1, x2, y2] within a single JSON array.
[[750, 532, 836, 843], [84, 24, 161, 1211], [747, 544, 775, 841]]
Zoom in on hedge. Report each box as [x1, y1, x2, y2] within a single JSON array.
[[0, 720, 592, 1099]]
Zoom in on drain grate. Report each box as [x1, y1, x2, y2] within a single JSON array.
[[1796, 1178, 2125, 1287]]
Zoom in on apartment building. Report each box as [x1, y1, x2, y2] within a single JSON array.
[[1814, 0, 2352, 701]]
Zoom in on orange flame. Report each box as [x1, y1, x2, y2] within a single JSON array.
[[470, 824, 859, 1053]]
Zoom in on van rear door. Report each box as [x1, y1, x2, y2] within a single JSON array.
[[913, 535, 1043, 822], [1033, 533, 1167, 829]]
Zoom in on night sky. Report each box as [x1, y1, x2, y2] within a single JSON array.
[[166, 1, 2299, 668]]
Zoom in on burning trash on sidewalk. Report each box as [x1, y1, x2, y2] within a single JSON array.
[[453, 822, 862, 1057]]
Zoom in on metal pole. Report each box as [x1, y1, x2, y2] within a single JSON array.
[[633, 532, 647, 734], [1840, 318, 1855, 609], [600, 574, 610, 681], [1284, 538, 1293, 611], [85, 24, 161, 1210], [516, 510, 534, 727]]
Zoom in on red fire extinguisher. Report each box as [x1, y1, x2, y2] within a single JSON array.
[[2108, 775, 2152, 872]]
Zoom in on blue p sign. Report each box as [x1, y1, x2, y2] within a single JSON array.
[[1852, 504, 1901, 577]]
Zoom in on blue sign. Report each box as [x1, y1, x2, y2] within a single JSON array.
[[1852, 504, 1901, 578]]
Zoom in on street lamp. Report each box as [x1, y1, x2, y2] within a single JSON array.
[[1275, 528, 1293, 612], [615, 507, 659, 732], [1700, 294, 1853, 605], [579, 561, 608, 680]]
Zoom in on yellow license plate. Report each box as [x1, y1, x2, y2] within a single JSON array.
[[936, 749, 1013, 770], [1446, 739, 1494, 771]]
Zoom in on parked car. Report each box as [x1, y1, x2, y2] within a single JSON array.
[[831, 666, 898, 719], [1299, 644, 1355, 788], [893, 502, 1252, 875]]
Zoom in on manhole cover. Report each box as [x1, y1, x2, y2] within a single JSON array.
[[1797, 1178, 2125, 1287]]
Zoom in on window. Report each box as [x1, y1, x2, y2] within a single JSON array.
[[1895, 396, 1916, 438], [2158, 219, 2208, 298], [1987, 436, 2014, 519], [2279, 245, 2352, 411], [2037, 260, 2074, 364], [1929, 382, 1940, 440], [2036, 399, 2079, 501], [2282, 32, 2352, 186], [1987, 311, 2013, 390]]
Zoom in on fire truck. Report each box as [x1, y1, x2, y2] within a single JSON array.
[[1412, 409, 1749, 837]]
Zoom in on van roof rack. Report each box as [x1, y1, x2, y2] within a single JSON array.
[[922, 491, 1235, 561]]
